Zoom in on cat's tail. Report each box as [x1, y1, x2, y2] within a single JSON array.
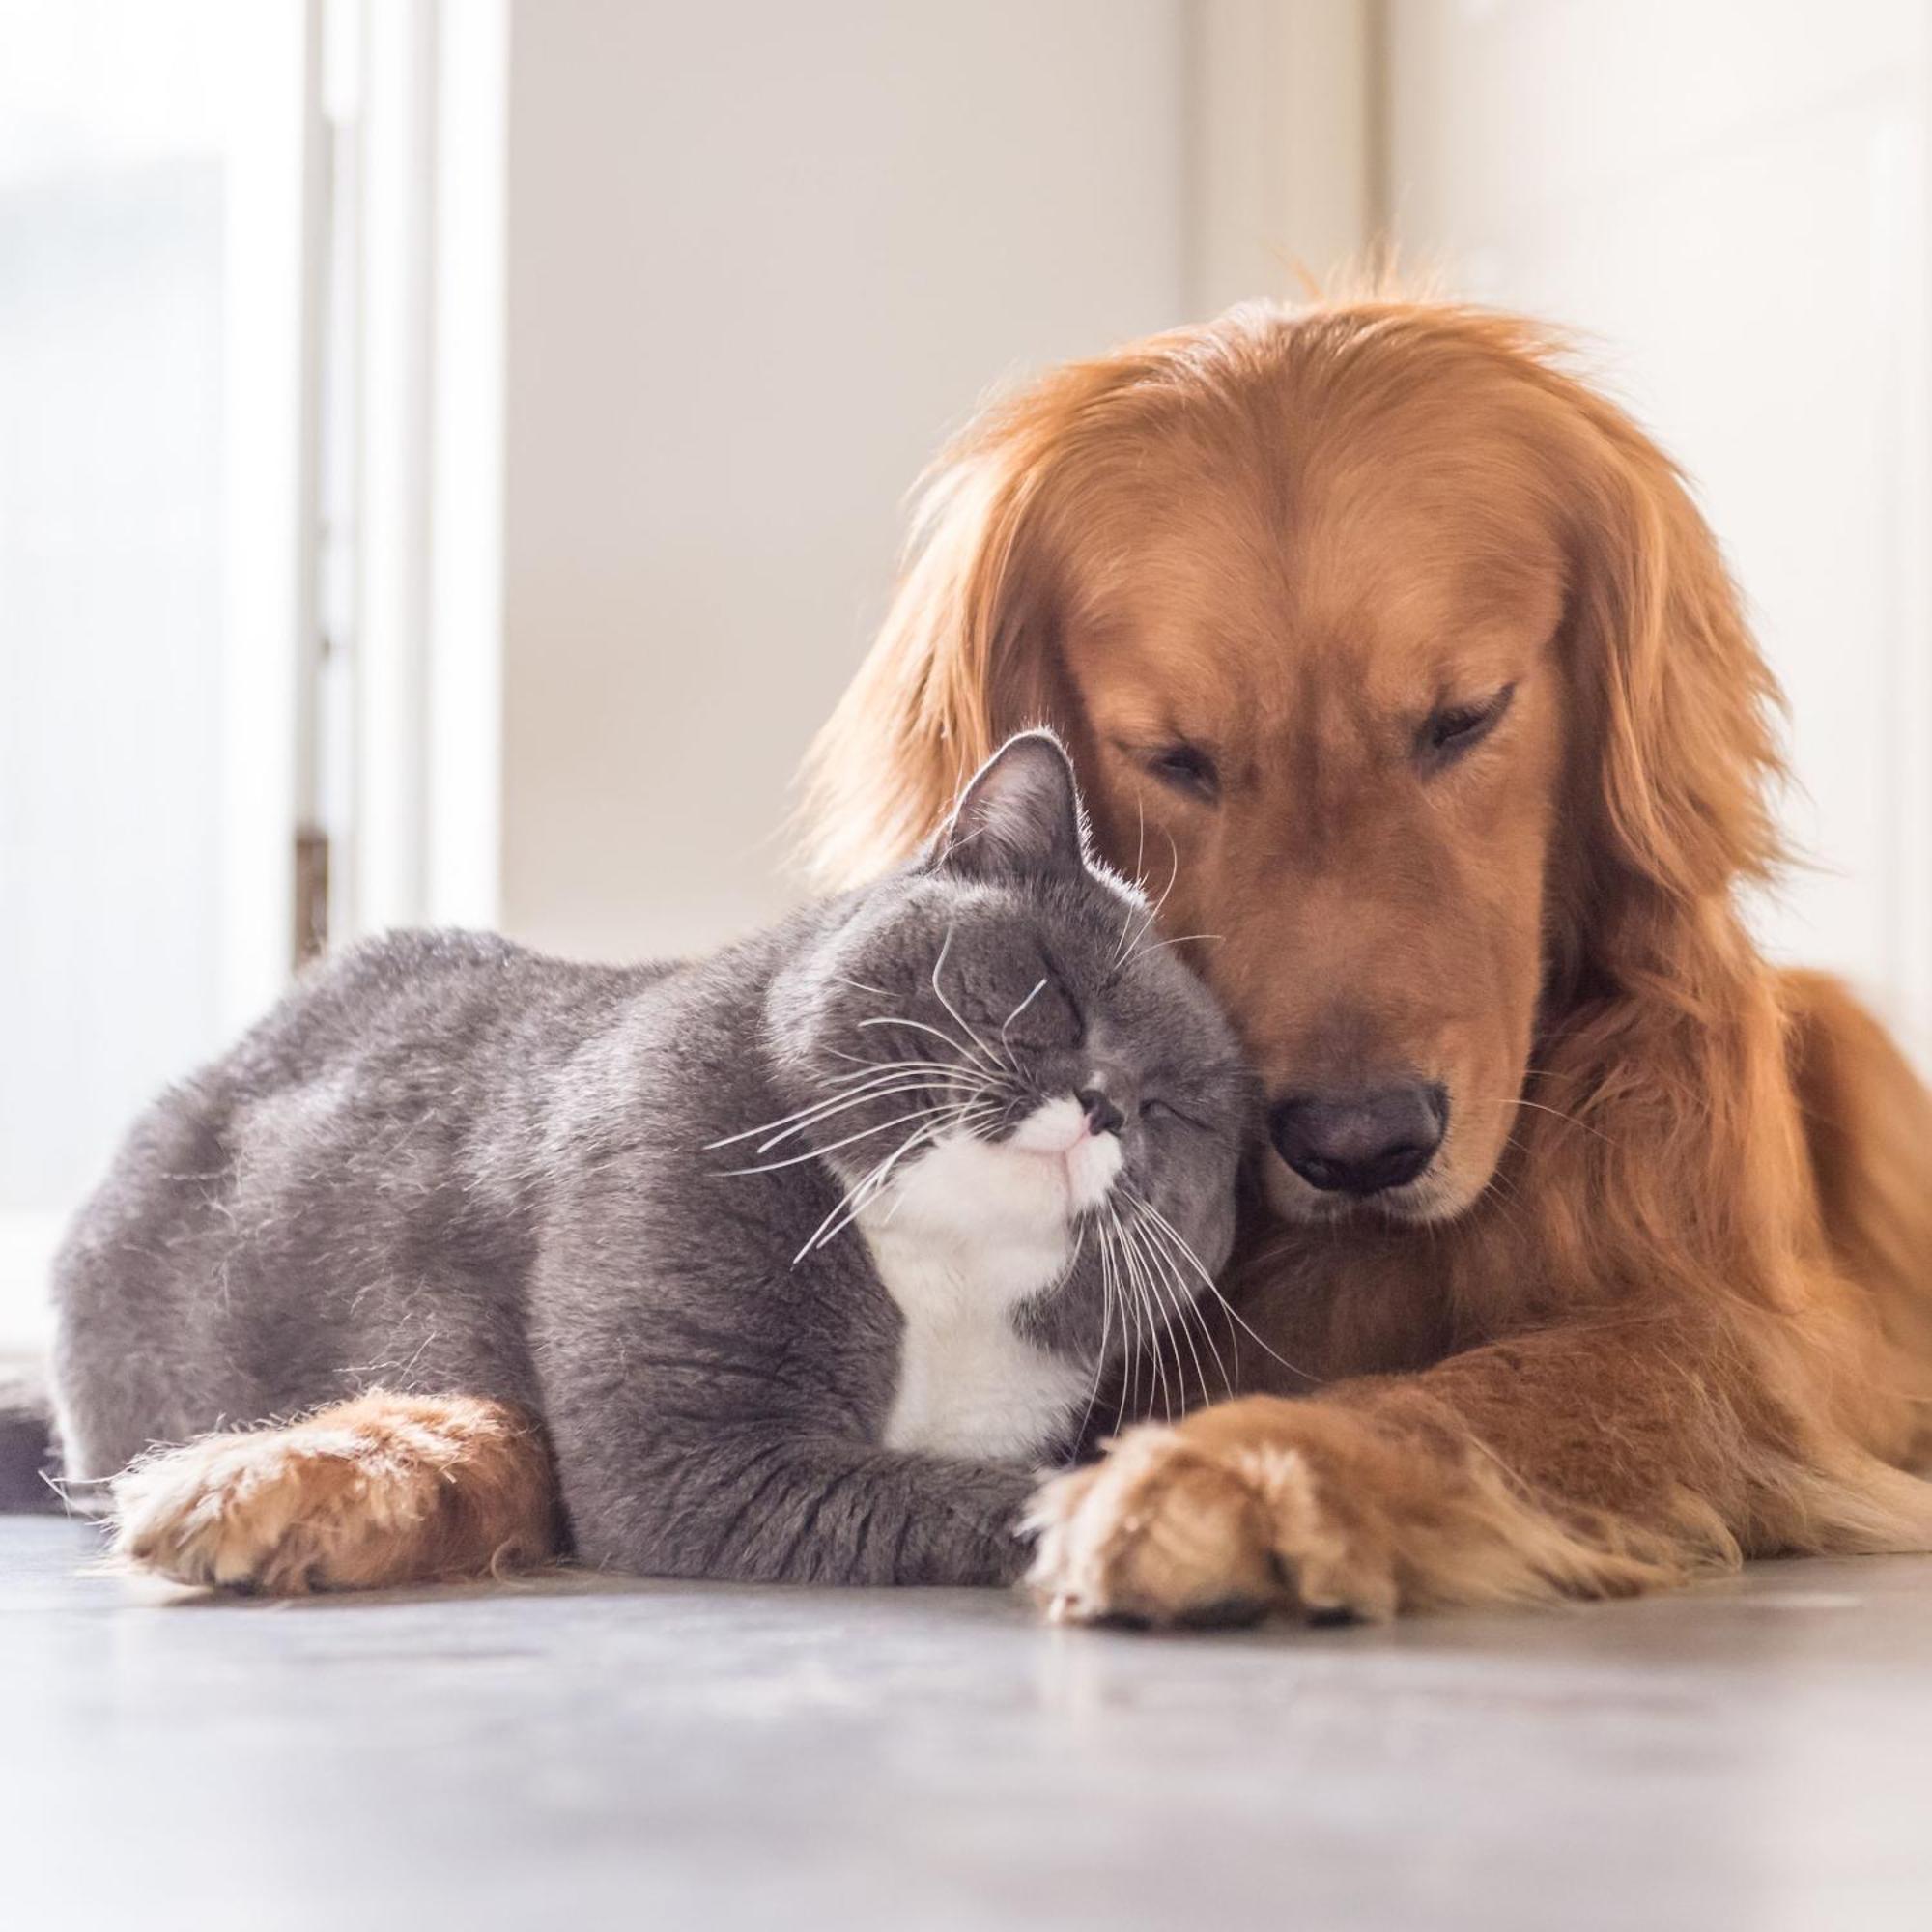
[[0, 1365, 63, 1512]]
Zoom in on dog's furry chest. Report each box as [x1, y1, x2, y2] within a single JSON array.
[[858, 1136, 1087, 1464]]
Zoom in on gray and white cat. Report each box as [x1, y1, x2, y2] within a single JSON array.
[[49, 732, 1254, 1585]]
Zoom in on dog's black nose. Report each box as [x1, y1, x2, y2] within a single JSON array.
[[1078, 1088, 1125, 1137], [1268, 1083, 1447, 1195]]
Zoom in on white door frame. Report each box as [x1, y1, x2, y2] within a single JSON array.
[[1187, 0, 1378, 314], [219, 0, 327, 1033], [325, 0, 508, 947]]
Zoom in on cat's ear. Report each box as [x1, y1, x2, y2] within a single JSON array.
[[933, 730, 1089, 881]]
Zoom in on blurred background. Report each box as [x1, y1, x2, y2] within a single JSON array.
[[4, 0, 1929, 1347]]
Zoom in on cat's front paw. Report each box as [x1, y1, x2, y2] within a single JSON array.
[[110, 1393, 554, 1594], [1023, 1403, 1401, 1628]]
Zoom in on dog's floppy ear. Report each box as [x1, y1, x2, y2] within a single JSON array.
[[1555, 389, 1785, 964], [801, 346, 1172, 889], [802, 414, 1063, 887], [932, 730, 1087, 881]]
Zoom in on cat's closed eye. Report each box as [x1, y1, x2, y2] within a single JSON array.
[[997, 965, 1084, 1052], [1140, 1095, 1221, 1137]]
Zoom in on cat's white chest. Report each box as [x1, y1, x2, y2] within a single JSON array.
[[857, 1131, 1093, 1463]]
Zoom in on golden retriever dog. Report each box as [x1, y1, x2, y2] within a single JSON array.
[[805, 299, 1932, 1625]]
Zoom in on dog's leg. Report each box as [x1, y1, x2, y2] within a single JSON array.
[[1026, 1316, 1932, 1628], [1782, 968, 1932, 1464], [110, 1393, 559, 1594]]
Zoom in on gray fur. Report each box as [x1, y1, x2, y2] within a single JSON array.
[[49, 733, 1254, 1585], [0, 1372, 58, 1512]]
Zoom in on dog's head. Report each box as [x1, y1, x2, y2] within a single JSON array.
[[808, 303, 1782, 1225]]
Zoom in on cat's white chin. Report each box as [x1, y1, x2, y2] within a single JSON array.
[[1007, 1095, 1122, 1214], [860, 1094, 1121, 1463]]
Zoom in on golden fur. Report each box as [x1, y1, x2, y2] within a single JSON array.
[[807, 299, 1932, 1624], [111, 1394, 557, 1594]]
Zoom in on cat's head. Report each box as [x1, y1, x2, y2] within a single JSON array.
[[769, 730, 1256, 1358]]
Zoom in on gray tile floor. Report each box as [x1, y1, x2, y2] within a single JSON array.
[[6, 1517, 1930, 1931]]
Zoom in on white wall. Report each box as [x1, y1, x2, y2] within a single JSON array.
[[493, 0, 1932, 1047], [497, 0, 1189, 963], [1383, 0, 1932, 1063]]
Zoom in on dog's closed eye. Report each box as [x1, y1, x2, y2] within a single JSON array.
[[1134, 741, 1221, 803], [1417, 684, 1516, 769]]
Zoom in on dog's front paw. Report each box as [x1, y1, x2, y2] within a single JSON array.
[[112, 1417, 417, 1592], [109, 1394, 551, 1594], [1024, 1405, 1402, 1628]]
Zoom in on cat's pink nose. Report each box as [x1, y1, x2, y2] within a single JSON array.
[[1078, 1088, 1123, 1137]]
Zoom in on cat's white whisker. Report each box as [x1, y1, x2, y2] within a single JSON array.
[[1128, 1198, 1229, 1399], [998, 976, 1048, 1073], [856, 1013, 995, 1068], [791, 1094, 992, 1262], [1138, 1204, 1247, 1384], [820, 1057, 973, 1088], [929, 925, 1005, 1078], [1134, 1223, 1188, 1423], [1099, 1207, 1142, 1429], [1108, 1202, 1172, 1426], [806, 1122, 950, 1254], [720, 1103, 964, 1177], [754, 1075, 964, 1138], [745, 1076, 980, 1154], [1110, 796, 1150, 969], [1098, 1219, 1126, 1439], [1122, 1207, 1216, 1407], [1070, 1221, 1112, 1451], [1114, 828, 1183, 971], [746, 1074, 974, 1144], [709, 1065, 941, 1147], [706, 1065, 976, 1151], [1157, 1216, 1236, 1402], [794, 1131, 938, 1264], [1126, 1183, 1317, 1385], [1135, 932, 1224, 955], [1094, 1215, 1135, 1440], [1002, 979, 1048, 1031], [872, 1098, 1005, 1230]]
